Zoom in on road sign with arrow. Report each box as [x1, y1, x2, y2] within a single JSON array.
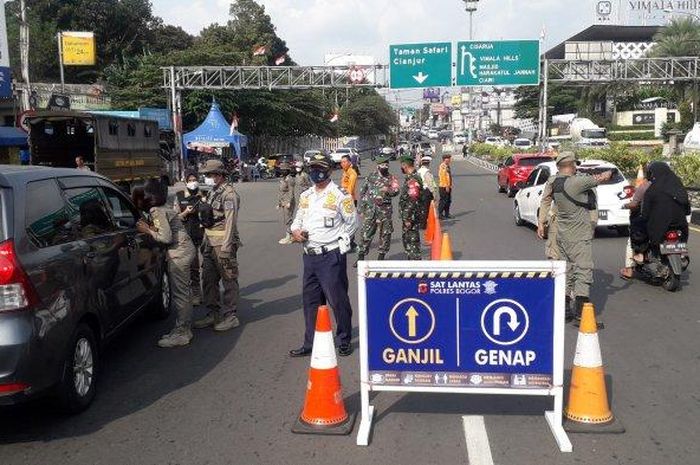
[[389, 42, 452, 89]]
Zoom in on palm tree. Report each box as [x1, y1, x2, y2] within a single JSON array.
[[651, 18, 700, 57]]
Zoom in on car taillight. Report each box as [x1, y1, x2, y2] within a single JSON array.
[[0, 240, 38, 312], [0, 382, 30, 395], [622, 185, 635, 199], [665, 231, 680, 242]]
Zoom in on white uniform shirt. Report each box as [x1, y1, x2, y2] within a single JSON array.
[[417, 165, 438, 198], [291, 181, 358, 250]]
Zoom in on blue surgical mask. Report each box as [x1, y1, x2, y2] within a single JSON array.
[[309, 169, 329, 184]]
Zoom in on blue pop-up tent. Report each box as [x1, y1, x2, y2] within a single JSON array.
[[182, 101, 248, 160]]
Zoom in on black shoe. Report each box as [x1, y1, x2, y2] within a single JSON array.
[[377, 253, 385, 260], [289, 347, 312, 357], [565, 310, 575, 322], [338, 343, 353, 357]]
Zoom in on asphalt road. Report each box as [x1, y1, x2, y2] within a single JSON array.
[[1, 158, 698, 465]]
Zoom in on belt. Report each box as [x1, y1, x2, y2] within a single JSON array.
[[205, 229, 226, 237], [304, 244, 339, 256]]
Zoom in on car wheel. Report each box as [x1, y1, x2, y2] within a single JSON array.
[[506, 184, 516, 198], [514, 202, 525, 226], [616, 226, 630, 237], [150, 268, 172, 320], [497, 181, 506, 193], [662, 273, 681, 292], [55, 323, 99, 414]]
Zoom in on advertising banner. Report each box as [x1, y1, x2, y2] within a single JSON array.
[[356, 261, 571, 452]]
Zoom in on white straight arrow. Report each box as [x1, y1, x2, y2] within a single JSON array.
[[413, 72, 429, 84]]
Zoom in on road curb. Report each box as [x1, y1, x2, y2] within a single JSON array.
[[466, 155, 499, 173]]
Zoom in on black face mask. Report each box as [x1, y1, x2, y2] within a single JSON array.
[[378, 167, 389, 176]]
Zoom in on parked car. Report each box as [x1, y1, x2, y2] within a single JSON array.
[[497, 153, 554, 197], [513, 138, 533, 149], [303, 149, 327, 164], [0, 166, 170, 412], [274, 154, 297, 176], [379, 146, 397, 161], [484, 136, 507, 147], [513, 160, 633, 235], [427, 129, 439, 139]]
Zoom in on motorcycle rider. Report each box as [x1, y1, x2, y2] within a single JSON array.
[[634, 162, 690, 261]]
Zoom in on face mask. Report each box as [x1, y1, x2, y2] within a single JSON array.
[[378, 166, 389, 176], [204, 176, 216, 186], [186, 181, 199, 191], [309, 169, 329, 184]]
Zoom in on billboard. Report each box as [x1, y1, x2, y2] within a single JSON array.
[[61, 32, 96, 66]]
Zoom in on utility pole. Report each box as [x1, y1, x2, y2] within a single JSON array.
[[19, 0, 31, 110], [463, 0, 479, 143]]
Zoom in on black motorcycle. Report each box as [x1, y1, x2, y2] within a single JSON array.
[[635, 229, 690, 292]]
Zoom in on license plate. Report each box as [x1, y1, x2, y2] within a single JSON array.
[[598, 210, 608, 220], [660, 242, 688, 255]]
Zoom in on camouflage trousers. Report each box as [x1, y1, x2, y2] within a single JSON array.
[[402, 220, 421, 260], [359, 208, 393, 256]]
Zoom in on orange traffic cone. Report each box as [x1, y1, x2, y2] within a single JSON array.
[[292, 306, 355, 435], [634, 165, 645, 187], [564, 303, 624, 433], [424, 201, 437, 245], [440, 232, 453, 260], [430, 218, 443, 260]]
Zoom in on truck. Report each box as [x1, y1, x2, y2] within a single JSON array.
[[682, 122, 700, 153], [28, 111, 170, 191], [570, 117, 609, 148]]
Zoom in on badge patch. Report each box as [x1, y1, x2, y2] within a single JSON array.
[[324, 217, 335, 228], [323, 192, 338, 210], [300, 197, 309, 209], [224, 200, 235, 210], [342, 197, 355, 214]]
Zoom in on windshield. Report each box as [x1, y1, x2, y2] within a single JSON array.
[[514, 140, 531, 146], [336, 148, 351, 153], [579, 167, 624, 185], [518, 157, 551, 167], [581, 129, 607, 139]]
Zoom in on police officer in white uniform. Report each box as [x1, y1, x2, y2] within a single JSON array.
[[289, 153, 358, 357]]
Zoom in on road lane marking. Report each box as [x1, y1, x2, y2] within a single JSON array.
[[690, 225, 700, 234], [462, 416, 495, 465]]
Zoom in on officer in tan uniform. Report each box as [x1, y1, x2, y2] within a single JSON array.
[[537, 179, 559, 260], [194, 159, 242, 332], [136, 180, 196, 347]]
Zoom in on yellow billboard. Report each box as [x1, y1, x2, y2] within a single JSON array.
[[61, 32, 96, 66], [451, 95, 462, 106]]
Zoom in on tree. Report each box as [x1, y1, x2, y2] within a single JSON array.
[[338, 92, 398, 137], [513, 85, 582, 120], [650, 18, 700, 57], [227, 0, 294, 66]]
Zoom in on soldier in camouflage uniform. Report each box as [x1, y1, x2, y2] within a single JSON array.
[[399, 155, 423, 260], [356, 155, 399, 264]]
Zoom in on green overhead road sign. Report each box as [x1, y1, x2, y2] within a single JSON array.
[[456, 40, 540, 87], [390, 42, 452, 89]]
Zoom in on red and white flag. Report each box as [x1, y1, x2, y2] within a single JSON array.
[[253, 45, 267, 56], [275, 54, 287, 65]]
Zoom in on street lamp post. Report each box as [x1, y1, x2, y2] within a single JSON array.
[[462, 1, 479, 143]]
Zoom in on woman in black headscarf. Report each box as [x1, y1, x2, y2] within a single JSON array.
[[641, 161, 690, 247]]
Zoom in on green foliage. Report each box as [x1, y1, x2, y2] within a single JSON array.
[[608, 125, 655, 131], [671, 152, 700, 187], [574, 143, 658, 178], [650, 18, 700, 58], [338, 92, 397, 137], [513, 84, 582, 121], [468, 143, 538, 163]]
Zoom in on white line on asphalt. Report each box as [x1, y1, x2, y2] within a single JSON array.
[[462, 416, 495, 465]]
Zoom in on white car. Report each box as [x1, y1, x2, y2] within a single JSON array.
[[330, 147, 359, 165], [454, 134, 467, 144], [303, 149, 324, 163], [484, 136, 508, 147], [428, 129, 439, 139], [513, 138, 533, 149], [513, 160, 634, 235]]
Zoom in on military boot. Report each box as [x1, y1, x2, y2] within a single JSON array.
[[214, 313, 240, 332], [193, 312, 218, 329], [377, 253, 386, 260], [278, 233, 293, 245], [157, 328, 193, 348]]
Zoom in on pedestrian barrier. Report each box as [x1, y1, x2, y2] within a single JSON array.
[[356, 260, 572, 452], [430, 219, 443, 260], [424, 201, 437, 245], [439, 232, 453, 260], [564, 303, 625, 433], [292, 305, 356, 435], [634, 165, 645, 187]]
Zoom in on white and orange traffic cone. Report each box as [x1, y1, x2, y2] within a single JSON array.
[[439, 232, 453, 261], [635, 165, 645, 188], [430, 218, 443, 261], [564, 303, 624, 433], [292, 305, 355, 435], [424, 201, 437, 245]]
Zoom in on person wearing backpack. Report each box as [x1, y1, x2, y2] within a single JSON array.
[[550, 152, 611, 322]]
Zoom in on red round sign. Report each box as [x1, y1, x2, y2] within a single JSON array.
[[348, 67, 366, 85], [17, 110, 36, 133]]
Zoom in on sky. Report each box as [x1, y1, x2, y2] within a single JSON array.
[[151, 0, 597, 65]]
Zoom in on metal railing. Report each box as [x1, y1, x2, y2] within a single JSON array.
[[548, 56, 700, 83]]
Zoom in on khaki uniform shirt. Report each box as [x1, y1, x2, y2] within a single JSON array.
[[205, 182, 241, 253], [149, 206, 195, 260], [552, 174, 600, 241]]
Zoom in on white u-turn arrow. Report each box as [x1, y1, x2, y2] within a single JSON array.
[[492, 306, 520, 336]]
